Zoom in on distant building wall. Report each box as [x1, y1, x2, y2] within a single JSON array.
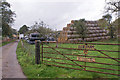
[[19, 34, 24, 39]]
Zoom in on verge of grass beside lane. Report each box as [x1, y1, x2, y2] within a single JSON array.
[[0, 40, 16, 47]]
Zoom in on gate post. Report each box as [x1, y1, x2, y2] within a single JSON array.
[[41, 41, 43, 64], [84, 43, 88, 70], [56, 40, 58, 48], [35, 40, 40, 64]]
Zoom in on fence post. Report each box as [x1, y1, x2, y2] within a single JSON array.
[[84, 43, 88, 70], [35, 40, 40, 64], [56, 40, 58, 48], [41, 42, 43, 64]]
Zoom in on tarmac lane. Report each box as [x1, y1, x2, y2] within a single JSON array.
[[2, 40, 27, 79]]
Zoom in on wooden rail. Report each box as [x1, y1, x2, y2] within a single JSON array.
[[40, 41, 120, 76]]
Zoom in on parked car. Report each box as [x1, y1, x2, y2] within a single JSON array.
[[40, 37, 45, 41], [44, 37, 55, 44], [29, 33, 40, 44], [46, 37, 55, 41]]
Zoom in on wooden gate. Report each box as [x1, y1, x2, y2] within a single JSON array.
[[40, 41, 120, 76]]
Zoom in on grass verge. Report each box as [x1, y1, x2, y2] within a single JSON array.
[[0, 40, 16, 47]]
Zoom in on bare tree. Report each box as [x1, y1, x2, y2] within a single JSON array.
[[29, 20, 54, 37], [105, 0, 120, 17]]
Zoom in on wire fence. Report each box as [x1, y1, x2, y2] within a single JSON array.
[[21, 40, 36, 63]]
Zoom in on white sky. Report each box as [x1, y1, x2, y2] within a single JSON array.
[[7, 0, 107, 31]]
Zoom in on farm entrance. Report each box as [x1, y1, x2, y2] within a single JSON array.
[[39, 41, 120, 76]]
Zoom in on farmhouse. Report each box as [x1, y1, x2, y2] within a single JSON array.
[[58, 20, 110, 42]]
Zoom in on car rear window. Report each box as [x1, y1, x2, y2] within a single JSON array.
[[31, 34, 39, 37]]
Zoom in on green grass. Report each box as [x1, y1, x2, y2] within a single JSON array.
[[16, 40, 120, 79], [0, 40, 16, 47]]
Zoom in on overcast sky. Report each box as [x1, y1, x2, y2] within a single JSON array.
[[7, 0, 107, 31]]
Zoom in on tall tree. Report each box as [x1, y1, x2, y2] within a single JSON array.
[[102, 14, 112, 24], [103, 14, 115, 39], [98, 18, 108, 29], [1, 0, 15, 37], [105, 0, 120, 17], [112, 18, 120, 36], [30, 21, 53, 37], [12, 28, 17, 35], [98, 14, 112, 30], [72, 19, 87, 41], [18, 25, 29, 34]]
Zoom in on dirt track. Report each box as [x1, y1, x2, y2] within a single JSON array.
[[2, 40, 26, 79]]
